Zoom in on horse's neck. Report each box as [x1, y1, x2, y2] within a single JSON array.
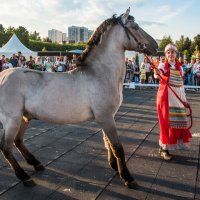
[[86, 27, 126, 80]]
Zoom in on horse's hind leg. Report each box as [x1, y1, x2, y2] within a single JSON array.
[[103, 132, 118, 172], [14, 117, 45, 171], [100, 118, 138, 189], [1, 119, 35, 187]]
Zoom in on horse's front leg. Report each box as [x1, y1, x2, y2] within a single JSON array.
[[100, 118, 138, 189]]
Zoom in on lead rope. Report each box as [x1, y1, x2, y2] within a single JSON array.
[[144, 54, 193, 129]]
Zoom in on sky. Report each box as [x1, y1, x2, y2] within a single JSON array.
[[0, 0, 199, 42]]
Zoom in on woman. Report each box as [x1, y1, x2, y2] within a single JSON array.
[[18, 56, 27, 68], [140, 64, 146, 84], [44, 57, 55, 72], [156, 43, 192, 160], [2, 58, 13, 70], [35, 56, 44, 71]]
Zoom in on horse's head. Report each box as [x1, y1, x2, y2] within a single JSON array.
[[118, 8, 158, 55]]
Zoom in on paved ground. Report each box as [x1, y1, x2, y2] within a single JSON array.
[[0, 89, 199, 200]]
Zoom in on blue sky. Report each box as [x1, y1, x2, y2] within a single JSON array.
[[0, 0, 199, 41]]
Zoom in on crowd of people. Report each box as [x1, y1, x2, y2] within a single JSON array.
[[1, 51, 200, 88], [125, 53, 200, 87], [0, 52, 78, 73]]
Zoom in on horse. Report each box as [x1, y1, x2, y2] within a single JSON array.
[[0, 8, 157, 188]]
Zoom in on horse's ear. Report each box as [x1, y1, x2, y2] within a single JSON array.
[[121, 7, 130, 24]]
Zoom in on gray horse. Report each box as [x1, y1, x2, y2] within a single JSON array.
[[0, 8, 157, 188]]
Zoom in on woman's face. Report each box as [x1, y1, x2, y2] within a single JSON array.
[[165, 50, 177, 62]]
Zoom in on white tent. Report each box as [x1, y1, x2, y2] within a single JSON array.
[[0, 34, 37, 59]]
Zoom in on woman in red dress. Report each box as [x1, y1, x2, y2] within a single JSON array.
[[157, 43, 192, 160]]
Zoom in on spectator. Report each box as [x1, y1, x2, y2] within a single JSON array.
[[182, 58, 189, 85], [26, 56, 35, 69], [35, 56, 43, 71], [44, 57, 55, 72], [195, 58, 200, 86], [18, 56, 27, 68], [17, 51, 26, 61], [71, 54, 77, 69], [125, 60, 133, 83], [2, 58, 13, 70], [10, 54, 18, 67], [63, 56, 71, 71], [131, 56, 137, 82], [187, 58, 195, 86], [140, 57, 151, 83], [193, 58, 200, 85], [178, 57, 183, 65], [152, 57, 160, 84], [134, 64, 140, 83], [0, 55, 5, 72], [140, 64, 146, 84], [54, 57, 65, 72]]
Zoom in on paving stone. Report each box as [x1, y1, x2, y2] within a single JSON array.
[[76, 164, 115, 186], [146, 176, 195, 200], [0, 167, 20, 195], [48, 177, 104, 200], [157, 159, 198, 180], [96, 174, 155, 200], [196, 179, 200, 199], [55, 149, 97, 166]]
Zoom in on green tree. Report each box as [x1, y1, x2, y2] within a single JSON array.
[[193, 34, 200, 49], [15, 26, 29, 46], [43, 37, 52, 43], [6, 26, 15, 39], [176, 35, 191, 52], [194, 45, 200, 56], [158, 35, 173, 51], [29, 31, 40, 41], [0, 24, 6, 46], [183, 49, 189, 60]]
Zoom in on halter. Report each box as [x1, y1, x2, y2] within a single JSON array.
[[117, 16, 147, 52]]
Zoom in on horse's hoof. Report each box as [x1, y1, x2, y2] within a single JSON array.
[[125, 180, 139, 189], [23, 179, 36, 187], [34, 163, 45, 171]]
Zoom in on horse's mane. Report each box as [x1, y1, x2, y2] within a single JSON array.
[[76, 15, 119, 67]]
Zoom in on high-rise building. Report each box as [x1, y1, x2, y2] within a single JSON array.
[[62, 33, 67, 43], [48, 29, 64, 43], [68, 26, 93, 43]]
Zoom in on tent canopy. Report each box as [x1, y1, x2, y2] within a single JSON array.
[[0, 34, 37, 58], [69, 49, 83, 54]]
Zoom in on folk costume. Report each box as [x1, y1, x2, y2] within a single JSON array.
[[157, 60, 192, 151]]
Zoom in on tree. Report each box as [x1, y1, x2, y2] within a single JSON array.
[[193, 34, 200, 49], [15, 26, 29, 46], [29, 31, 40, 41], [176, 35, 191, 52], [194, 45, 200, 57], [43, 37, 52, 43], [0, 24, 6, 46], [176, 36, 192, 59], [158, 35, 173, 51], [183, 49, 189, 59]]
